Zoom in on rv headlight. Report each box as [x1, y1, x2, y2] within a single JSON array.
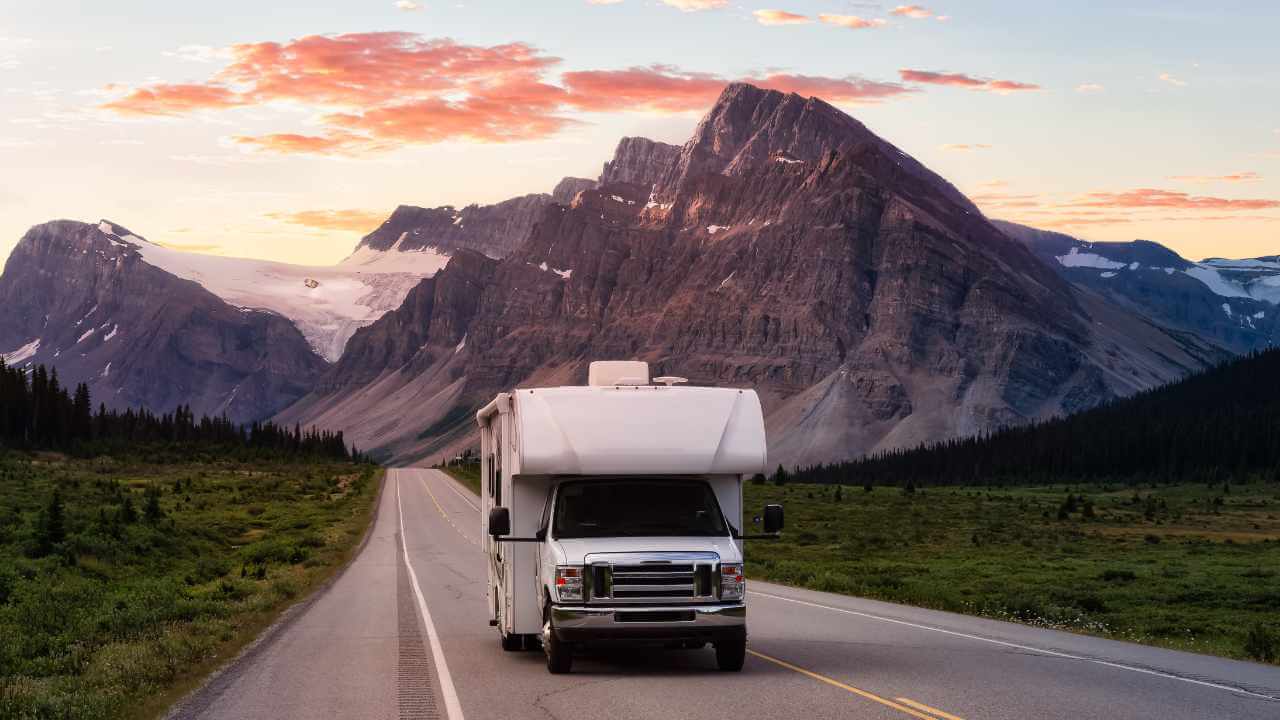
[[720, 563, 744, 601], [555, 565, 585, 602]]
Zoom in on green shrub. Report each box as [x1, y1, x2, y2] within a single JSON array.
[[1244, 623, 1278, 662]]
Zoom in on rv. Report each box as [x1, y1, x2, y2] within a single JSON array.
[[476, 361, 782, 674]]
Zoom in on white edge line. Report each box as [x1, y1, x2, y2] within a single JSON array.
[[437, 469, 480, 510], [420, 472, 1275, 704], [750, 590, 1277, 702], [397, 471, 468, 720]]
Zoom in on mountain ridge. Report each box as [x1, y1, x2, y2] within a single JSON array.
[[278, 82, 1221, 465]]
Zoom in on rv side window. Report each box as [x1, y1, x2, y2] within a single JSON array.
[[487, 454, 496, 498]]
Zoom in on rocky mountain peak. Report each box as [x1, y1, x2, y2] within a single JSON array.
[[552, 177, 597, 204], [599, 137, 682, 189]]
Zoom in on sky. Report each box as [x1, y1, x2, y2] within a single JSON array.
[[1, 0, 1277, 266]]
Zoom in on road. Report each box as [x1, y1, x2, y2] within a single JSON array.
[[168, 468, 1280, 720]]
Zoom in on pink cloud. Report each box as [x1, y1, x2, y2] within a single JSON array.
[[939, 143, 991, 152], [99, 32, 933, 154], [818, 14, 887, 29], [1168, 172, 1261, 183], [753, 9, 811, 25], [100, 83, 243, 116], [890, 5, 933, 19], [266, 208, 387, 230], [900, 69, 1041, 93], [1070, 188, 1279, 211]]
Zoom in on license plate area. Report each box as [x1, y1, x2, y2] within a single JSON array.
[[614, 610, 697, 623]]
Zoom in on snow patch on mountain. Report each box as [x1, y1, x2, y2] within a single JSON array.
[[97, 220, 450, 362], [2, 338, 40, 364], [1056, 247, 1125, 270], [1184, 265, 1260, 301]]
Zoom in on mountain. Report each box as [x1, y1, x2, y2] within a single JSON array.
[[552, 177, 597, 204], [280, 82, 1222, 465], [0, 220, 327, 422], [354, 193, 555, 259], [792, 345, 1280, 487], [998, 221, 1279, 354]]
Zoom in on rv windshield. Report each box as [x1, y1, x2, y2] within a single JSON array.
[[552, 479, 729, 539]]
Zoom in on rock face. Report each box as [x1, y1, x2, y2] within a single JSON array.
[[0, 220, 328, 422], [356, 193, 554, 258], [999, 221, 1280, 354], [282, 83, 1221, 465], [599, 137, 682, 188], [552, 177, 597, 204]]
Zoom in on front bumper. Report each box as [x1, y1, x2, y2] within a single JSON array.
[[551, 603, 746, 643]]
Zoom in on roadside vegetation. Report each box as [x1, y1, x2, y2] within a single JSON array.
[[0, 452, 381, 720], [745, 479, 1280, 664], [439, 451, 482, 496], [0, 362, 382, 719]]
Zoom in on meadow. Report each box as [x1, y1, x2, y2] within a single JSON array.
[[0, 450, 381, 720], [744, 480, 1280, 663]]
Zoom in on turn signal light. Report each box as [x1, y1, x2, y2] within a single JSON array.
[[556, 565, 584, 601], [720, 563, 744, 601]]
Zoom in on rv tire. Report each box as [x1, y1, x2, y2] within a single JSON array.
[[715, 633, 746, 672], [543, 605, 573, 674], [500, 631, 523, 652]]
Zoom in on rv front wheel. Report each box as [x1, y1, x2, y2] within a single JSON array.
[[715, 633, 746, 672], [543, 606, 573, 674]]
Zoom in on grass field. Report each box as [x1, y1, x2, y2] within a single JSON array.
[[441, 462, 482, 496], [744, 480, 1280, 663], [0, 450, 382, 720]]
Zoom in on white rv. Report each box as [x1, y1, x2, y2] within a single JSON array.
[[476, 361, 782, 674]]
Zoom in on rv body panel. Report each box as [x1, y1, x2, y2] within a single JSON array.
[[476, 367, 770, 670]]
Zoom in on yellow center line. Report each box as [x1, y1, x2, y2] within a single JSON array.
[[896, 697, 968, 720], [747, 649, 943, 720], [416, 472, 479, 548]]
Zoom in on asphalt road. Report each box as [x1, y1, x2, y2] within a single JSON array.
[[168, 468, 1280, 720]]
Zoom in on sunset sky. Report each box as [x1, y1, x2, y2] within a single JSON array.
[[1, 0, 1277, 265]]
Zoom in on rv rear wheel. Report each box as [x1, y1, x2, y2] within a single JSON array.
[[715, 634, 746, 672], [500, 631, 523, 652], [542, 606, 573, 674]]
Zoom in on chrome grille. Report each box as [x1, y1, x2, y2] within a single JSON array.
[[585, 552, 718, 604]]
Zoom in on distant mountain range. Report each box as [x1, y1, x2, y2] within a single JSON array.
[[1, 82, 1268, 463], [998, 221, 1279, 354]]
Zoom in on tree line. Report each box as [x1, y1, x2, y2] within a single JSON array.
[[0, 361, 360, 461], [781, 348, 1280, 488]]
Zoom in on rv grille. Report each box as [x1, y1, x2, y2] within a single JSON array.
[[588, 557, 716, 604]]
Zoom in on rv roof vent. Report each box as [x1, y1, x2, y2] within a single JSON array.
[[653, 376, 688, 387], [588, 360, 650, 387]]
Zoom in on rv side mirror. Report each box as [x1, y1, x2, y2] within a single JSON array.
[[762, 504, 784, 534], [488, 507, 511, 537]]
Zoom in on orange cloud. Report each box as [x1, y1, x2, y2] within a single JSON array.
[[100, 83, 242, 116], [900, 69, 1040, 93], [562, 66, 725, 113], [753, 73, 915, 104], [562, 68, 913, 112], [230, 132, 384, 156], [1070, 188, 1279, 211], [818, 14, 887, 29], [266, 209, 387, 231], [101, 32, 929, 154], [890, 5, 933, 18], [753, 9, 811, 25], [1168, 172, 1261, 183]]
